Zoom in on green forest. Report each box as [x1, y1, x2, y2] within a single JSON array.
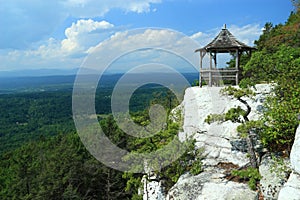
[[0, 2, 300, 199]]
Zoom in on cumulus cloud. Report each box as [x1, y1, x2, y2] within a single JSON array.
[[0, 23, 262, 71], [190, 31, 214, 47], [229, 24, 262, 45], [190, 24, 262, 48], [0, 19, 116, 70], [61, 19, 114, 53], [190, 32, 203, 40], [84, 28, 200, 73]]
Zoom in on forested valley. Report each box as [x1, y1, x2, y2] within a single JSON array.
[[0, 73, 200, 199]]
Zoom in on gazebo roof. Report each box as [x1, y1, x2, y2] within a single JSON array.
[[195, 27, 255, 53]]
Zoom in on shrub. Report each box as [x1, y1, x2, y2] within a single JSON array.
[[231, 167, 261, 190]]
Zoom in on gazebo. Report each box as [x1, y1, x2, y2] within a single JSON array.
[[195, 25, 255, 87]]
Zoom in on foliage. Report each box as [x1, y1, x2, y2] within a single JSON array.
[[207, 86, 260, 168], [123, 118, 204, 197], [242, 45, 300, 84], [205, 86, 255, 124], [243, 44, 300, 152], [0, 83, 183, 199], [122, 172, 143, 197], [260, 85, 300, 152], [237, 120, 264, 138], [189, 148, 204, 176], [220, 86, 255, 100], [225, 107, 246, 123], [159, 139, 203, 191], [204, 113, 225, 124], [237, 7, 300, 153], [1, 4, 299, 199], [131, 194, 143, 200], [227, 52, 253, 83], [231, 167, 261, 190], [269, 155, 292, 181], [205, 106, 248, 124], [0, 91, 75, 154], [0, 132, 131, 200], [192, 79, 199, 87]]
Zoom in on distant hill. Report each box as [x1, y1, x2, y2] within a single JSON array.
[[0, 72, 199, 94], [0, 68, 80, 77]]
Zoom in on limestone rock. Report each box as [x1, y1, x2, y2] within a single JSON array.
[[166, 173, 209, 200], [290, 126, 300, 174], [259, 155, 289, 199], [278, 125, 300, 200], [199, 182, 257, 200], [278, 172, 300, 200], [166, 171, 257, 200], [142, 174, 165, 200], [147, 84, 272, 200]]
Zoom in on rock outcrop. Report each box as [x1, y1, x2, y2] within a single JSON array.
[[142, 84, 300, 200], [166, 169, 257, 200], [259, 154, 289, 199], [278, 126, 300, 200], [165, 84, 271, 200]]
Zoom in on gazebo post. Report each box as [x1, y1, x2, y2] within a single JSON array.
[[199, 51, 203, 87], [235, 49, 239, 85], [213, 52, 217, 69], [209, 52, 213, 87]]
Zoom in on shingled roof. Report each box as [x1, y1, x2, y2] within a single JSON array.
[[195, 27, 255, 53]]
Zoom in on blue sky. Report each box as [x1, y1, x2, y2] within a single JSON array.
[[0, 0, 294, 73]]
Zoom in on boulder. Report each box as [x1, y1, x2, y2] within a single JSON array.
[[166, 171, 257, 200], [278, 125, 300, 200], [199, 182, 257, 200], [290, 126, 300, 174], [278, 172, 300, 200], [166, 172, 209, 200], [142, 174, 165, 200], [259, 154, 289, 199]]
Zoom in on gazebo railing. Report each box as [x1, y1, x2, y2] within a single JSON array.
[[199, 68, 238, 86]]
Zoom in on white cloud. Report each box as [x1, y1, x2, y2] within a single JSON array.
[[0, 24, 262, 72], [84, 28, 200, 73], [62, 19, 114, 53], [189, 30, 216, 47], [190, 24, 262, 48], [64, 0, 162, 16], [229, 24, 262, 45], [0, 19, 116, 70], [190, 32, 203, 40]]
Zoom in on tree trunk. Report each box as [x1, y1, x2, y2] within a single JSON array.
[[238, 97, 258, 168], [237, 97, 251, 122], [246, 134, 258, 168]]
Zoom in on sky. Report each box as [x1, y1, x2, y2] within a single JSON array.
[[0, 0, 295, 74]]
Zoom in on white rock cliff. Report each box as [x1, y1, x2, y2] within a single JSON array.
[[166, 85, 270, 200], [278, 126, 300, 200], [143, 84, 300, 200]]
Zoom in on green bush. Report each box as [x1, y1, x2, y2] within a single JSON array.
[[225, 106, 246, 123], [204, 113, 225, 124], [190, 159, 203, 175], [231, 167, 261, 190]]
